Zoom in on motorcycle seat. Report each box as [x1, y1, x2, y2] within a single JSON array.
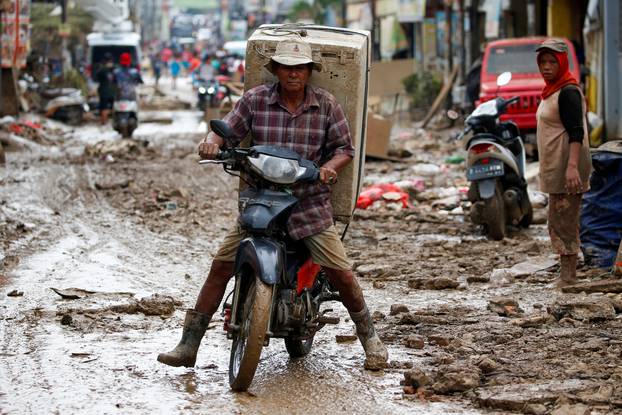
[[41, 88, 80, 99]]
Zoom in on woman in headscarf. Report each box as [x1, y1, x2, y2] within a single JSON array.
[[535, 38, 592, 287]]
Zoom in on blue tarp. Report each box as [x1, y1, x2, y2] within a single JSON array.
[[580, 150, 622, 268]]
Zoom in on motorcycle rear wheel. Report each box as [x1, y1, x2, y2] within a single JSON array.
[[284, 336, 314, 358], [483, 183, 506, 240], [228, 275, 272, 391], [519, 203, 533, 228]]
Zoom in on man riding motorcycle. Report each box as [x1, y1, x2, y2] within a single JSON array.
[[157, 38, 389, 370], [113, 53, 143, 103]]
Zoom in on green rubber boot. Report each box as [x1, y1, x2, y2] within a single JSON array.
[[349, 305, 389, 370], [157, 309, 212, 367]]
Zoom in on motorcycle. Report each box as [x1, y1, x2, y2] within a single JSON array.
[[454, 72, 533, 240], [113, 100, 138, 138], [201, 120, 342, 391], [197, 76, 231, 111], [21, 74, 89, 126]]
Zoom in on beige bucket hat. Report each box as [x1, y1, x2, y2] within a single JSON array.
[[265, 39, 322, 73]]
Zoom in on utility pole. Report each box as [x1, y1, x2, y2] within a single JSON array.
[[456, 0, 465, 84], [0, 4, 3, 116], [60, 0, 70, 73], [444, 0, 453, 83], [370, 0, 379, 60]]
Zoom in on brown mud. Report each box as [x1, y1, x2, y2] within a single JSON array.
[[1, 82, 621, 414]]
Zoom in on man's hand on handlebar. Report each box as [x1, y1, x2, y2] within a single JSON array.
[[319, 166, 338, 185], [198, 134, 224, 160]]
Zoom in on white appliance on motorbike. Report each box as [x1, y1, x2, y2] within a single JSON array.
[[456, 72, 533, 240]]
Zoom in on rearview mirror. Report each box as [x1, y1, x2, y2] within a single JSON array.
[[209, 119, 234, 139], [497, 72, 512, 87], [446, 110, 460, 121]]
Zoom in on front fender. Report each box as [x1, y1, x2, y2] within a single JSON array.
[[234, 237, 283, 285]]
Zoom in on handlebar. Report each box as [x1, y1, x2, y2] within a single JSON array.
[[454, 125, 472, 141]]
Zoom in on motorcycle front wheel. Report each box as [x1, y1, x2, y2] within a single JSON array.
[[228, 275, 272, 391]]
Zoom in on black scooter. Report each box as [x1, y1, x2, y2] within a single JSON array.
[[201, 120, 342, 392], [453, 72, 533, 240]]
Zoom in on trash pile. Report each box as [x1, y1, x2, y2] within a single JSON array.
[[0, 116, 64, 148], [84, 139, 149, 162], [358, 126, 551, 230]]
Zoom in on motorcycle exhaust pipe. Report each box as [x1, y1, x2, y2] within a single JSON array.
[[503, 189, 523, 225]]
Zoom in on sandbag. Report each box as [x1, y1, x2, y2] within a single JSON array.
[[580, 149, 622, 268]]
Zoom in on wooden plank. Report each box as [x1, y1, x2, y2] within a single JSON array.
[[420, 64, 459, 129]]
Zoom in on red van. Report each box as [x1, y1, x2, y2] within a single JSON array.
[[479, 37, 580, 133]]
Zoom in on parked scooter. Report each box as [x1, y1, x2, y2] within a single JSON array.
[[113, 99, 138, 138], [43, 88, 89, 126], [21, 74, 89, 125], [453, 72, 533, 240], [201, 120, 342, 391]]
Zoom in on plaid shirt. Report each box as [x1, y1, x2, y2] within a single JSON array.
[[215, 83, 355, 240]]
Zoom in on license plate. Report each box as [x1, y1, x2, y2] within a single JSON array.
[[467, 162, 504, 180]]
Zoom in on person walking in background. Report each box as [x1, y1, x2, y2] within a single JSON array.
[[95, 53, 116, 125], [170, 55, 181, 90], [535, 39, 592, 288], [151, 53, 162, 90], [188, 53, 202, 89]]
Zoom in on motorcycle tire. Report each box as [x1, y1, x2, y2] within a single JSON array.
[[228, 276, 272, 391], [483, 183, 506, 241], [519, 203, 534, 228], [64, 106, 83, 126], [284, 336, 314, 358]]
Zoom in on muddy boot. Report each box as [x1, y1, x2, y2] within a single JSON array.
[[557, 254, 578, 288], [157, 309, 212, 367], [349, 305, 388, 370]]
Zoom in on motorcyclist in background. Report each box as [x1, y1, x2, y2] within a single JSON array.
[[113, 53, 143, 102]]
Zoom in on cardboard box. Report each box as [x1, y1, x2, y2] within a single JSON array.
[[365, 112, 392, 158], [245, 25, 371, 223]]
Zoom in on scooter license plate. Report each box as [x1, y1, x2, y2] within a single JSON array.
[[467, 161, 504, 181]]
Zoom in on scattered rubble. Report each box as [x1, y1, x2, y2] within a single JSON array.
[[408, 277, 459, 290], [548, 297, 616, 321], [487, 297, 524, 316], [404, 334, 425, 349], [561, 279, 622, 294], [431, 365, 481, 394], [7, 289, 23, 297]]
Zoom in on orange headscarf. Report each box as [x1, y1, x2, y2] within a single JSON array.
[[537, 50, 579, 99]]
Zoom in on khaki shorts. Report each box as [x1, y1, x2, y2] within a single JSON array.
[[213, 224, 352, 271]]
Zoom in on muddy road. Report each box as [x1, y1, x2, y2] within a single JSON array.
[[2, 83, 622, 414]]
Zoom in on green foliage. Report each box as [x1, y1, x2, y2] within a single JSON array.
[[402, 72, 443, 109], [288, 0, 341, 24], [49, 68, 88, 96], [30, 3, 94, 61]]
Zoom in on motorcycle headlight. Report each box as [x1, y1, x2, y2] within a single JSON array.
[[207, 87, 215, 94], [198, 87, 207, 94], [247, 154, 308, 184]]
